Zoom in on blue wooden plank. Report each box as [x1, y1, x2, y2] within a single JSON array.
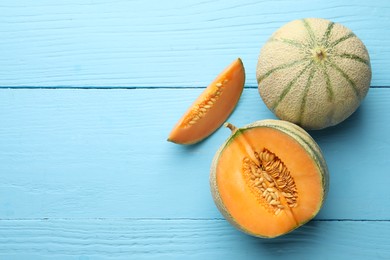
[[0, 88, 389, 219], [0, 219, 389, 259], [0, 0, 389, 87]]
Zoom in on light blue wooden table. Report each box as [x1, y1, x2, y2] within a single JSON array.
[[1, 0, 389, 259]]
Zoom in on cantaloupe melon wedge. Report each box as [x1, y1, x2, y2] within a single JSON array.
[[168, 58, 245, 145]]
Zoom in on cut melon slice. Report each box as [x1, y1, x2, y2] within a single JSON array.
[[168, 58, 245, 145]]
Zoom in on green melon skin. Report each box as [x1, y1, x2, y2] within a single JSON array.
[[256, 18, 372, 130], [210, 119, 329, 238]]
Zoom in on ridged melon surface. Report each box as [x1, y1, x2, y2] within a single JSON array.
[[256, 18, 372, 130]]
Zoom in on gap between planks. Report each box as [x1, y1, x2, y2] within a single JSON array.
[[0, 86, 388, 89], [0, 218, 389, 222]]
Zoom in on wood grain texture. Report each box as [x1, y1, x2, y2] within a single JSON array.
[[1, 1, 389, 258], [0, 88, 389, 220], [0, 0, 389, 87], [0, 219, 389, 259]]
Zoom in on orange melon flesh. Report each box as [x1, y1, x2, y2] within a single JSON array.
[[215, 126, 324, 238], [168, 58, 245, 145]]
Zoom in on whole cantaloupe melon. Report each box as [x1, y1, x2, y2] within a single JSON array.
[[256, 18, 372, 130]]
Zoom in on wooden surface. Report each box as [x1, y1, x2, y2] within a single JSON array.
[[1, 0, 390, 259]]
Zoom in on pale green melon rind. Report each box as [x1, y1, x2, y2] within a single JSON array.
[[271, 60, 313, 110], [268, 37, 307, 49], [210, 120, 329, 238], [320, 21, 335, 46], [327, 32, 355, 48], [298, 67, 316, 123], [257, 58, 309, 83], [323, 65, 335, 102], [302, 18, 316, 47], [256, 18, 372, 130], [327, 60, 360, 99], [335, 53, 370, 66]]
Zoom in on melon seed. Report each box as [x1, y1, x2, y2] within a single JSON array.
[[182, 81, 226, 127], [242, 148, 299, 212]]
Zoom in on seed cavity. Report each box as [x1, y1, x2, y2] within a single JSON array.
[[182, 79, 228, 127], [243, 148, 299, 215]]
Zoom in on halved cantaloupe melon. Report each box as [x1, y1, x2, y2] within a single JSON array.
[[168, 58, 245, 145], [210, 119, 329, 238]]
